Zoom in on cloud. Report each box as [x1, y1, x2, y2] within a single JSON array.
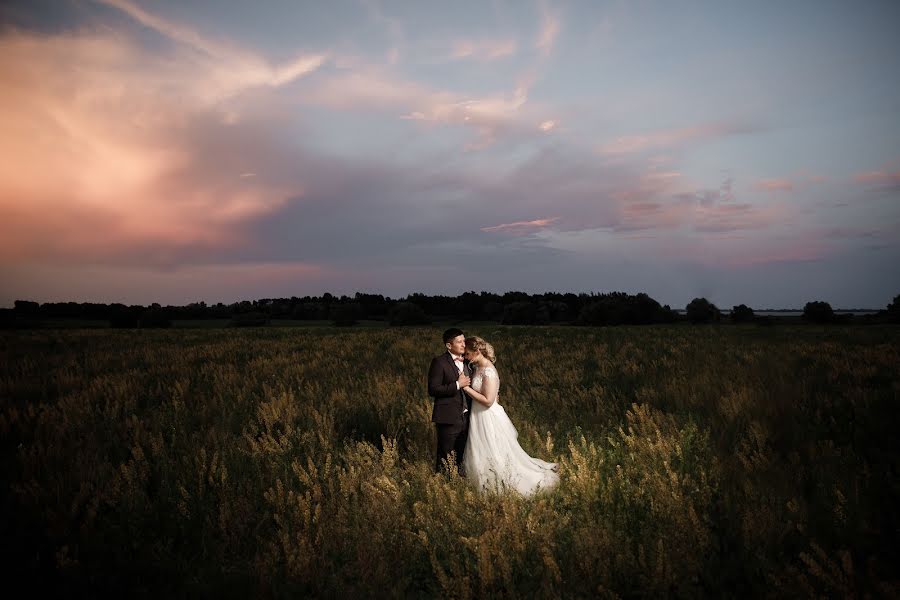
[[722, 237, 827, 267], [361, 0, 406, 65], [753, 178, 794, 192], [536, 1, 561, 57], [825, 226, 881, 239], [304, 67, 554, 150], [539, 120, 557, 131], [854, 169, 900, 188], [450, 38, 517, 60], [611, 174, 783, 234], [0, 20, 307, 267], [693, 202, 784, 233], [599, 122, 756, 156], [481, 217, 560, 234], [96, 0, 326, 101]]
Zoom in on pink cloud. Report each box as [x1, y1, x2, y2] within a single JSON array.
[[98, 0, 326, 100], [450, 38, 517, 60], [481, 217, 560, 234], [753, 178, 794, 192], [536, 3, 561, 57], [608, 172, 785, 234], [305, 67, 554, 150], [599, 122, 753, 156], [611, 170, 686, 204], [0, 24, 302, 267], [724, 241, 826, 267], [693, 202, 784, 233], [854, 170, 900, 186]]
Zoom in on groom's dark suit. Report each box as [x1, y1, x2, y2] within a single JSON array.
[[428, 352, 472, 474]]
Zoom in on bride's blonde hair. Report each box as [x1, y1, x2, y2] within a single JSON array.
[[465, 336, 496, 363]]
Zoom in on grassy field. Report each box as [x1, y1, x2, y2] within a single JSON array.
[[1, 325, 898, 597]]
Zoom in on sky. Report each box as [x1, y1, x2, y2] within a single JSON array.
[[1, 0, 899, 309]]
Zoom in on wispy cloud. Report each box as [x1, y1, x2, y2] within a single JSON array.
[[723, 238, 827, 267], [306, 67, 554, 150], [450, 38, 517, 60], [481, 217, 560, 234], [536, 1, 561, 57], [612, 175, 783, 234], [599, 122, 755, 156], [753, 178, 794, 192], [361, 0, 406, 65], [96, 0, 326, 102], [693, 202, 784, 233], [854, 169, 900, 188]]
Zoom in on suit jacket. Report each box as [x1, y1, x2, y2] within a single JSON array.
[[427, 352, 472, 425]]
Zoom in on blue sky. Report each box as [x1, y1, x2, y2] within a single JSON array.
[[1, 0, 898, 308]]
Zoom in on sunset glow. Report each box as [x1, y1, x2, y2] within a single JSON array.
[[1, 0, 898, 308]]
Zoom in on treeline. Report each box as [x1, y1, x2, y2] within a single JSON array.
[[2, 292, 899, 329]]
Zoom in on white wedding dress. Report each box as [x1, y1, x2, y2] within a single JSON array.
[[463, 366, 559, 496]]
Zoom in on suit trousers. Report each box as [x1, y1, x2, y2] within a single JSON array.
[[435, 418, 469, 475]]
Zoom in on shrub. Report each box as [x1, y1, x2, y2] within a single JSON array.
[[803, 301, 834, 324], [887, 294, 900, 323], [730, 304, 755, 323], [686, 298, 720, 323], [578, 292, 674, 326], [13, 300, 40, 315]]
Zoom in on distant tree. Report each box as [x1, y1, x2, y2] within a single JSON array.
[[686, 298, 720, 323], [660, 304, 679, 323], [292, 302, 328, 320], [502, 291, 531, 305], [887, 294, 900, 323], [502, 302, 543, 325], [803, 301, 834, 324], [579, 292, 675, 325], [269, 302, 291, 319], [482, 302, 503, 321], [109, 305, 141, 328], [0, 308, 19, 329], [330, 303, 362, 326], [230, 312, 269, 327], [355, 293, 388, 319], [730, 304, 755, 323], [578, 301, 610, 326], [388, 302, 430, 326], [139, 308, 172, 328], [13, 300, 40, 316]]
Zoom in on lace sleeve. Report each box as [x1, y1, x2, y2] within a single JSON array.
[[483, 367, 499, 381]]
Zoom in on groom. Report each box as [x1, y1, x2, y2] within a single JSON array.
[[427, 328, 472, 475]]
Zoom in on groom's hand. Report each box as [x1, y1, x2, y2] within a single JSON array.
[[457, 373, 471, 387]]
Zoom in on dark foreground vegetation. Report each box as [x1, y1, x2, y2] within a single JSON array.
[[2, 325, 898, 597]]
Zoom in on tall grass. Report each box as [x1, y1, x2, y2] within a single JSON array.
[[1, 325, 898, 597]]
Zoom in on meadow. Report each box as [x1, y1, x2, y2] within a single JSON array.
[[1, 325, 898, 598]]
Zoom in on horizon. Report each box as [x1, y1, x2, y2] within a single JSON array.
[[3, 290, 889, 313], [2, 1, 899, 309]]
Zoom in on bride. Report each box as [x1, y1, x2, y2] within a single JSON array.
[[461, 336, 559, 496]]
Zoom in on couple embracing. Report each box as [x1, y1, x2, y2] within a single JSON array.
[[427, 328, 559, 496]]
